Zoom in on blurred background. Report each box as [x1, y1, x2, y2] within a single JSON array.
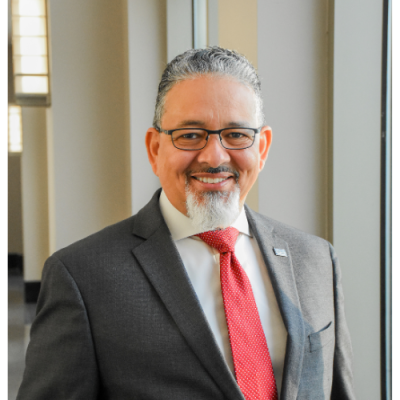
[[7, 0, 391, 399]]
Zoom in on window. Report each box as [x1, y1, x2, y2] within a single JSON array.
[[8, 105, 23, 153], [11, 0, 50, 106]]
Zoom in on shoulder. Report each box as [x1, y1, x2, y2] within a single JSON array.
[[46, 190, 165, 283], [52, 215, 137, 263], [246, 209, 338, 298], [246, 207, 333, 258]]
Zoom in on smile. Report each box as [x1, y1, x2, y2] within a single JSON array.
[[193, 177, 230, 184]]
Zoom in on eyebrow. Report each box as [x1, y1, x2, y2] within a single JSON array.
[[176, 120, 251, 128]]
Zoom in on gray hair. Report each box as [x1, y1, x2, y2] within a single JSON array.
[[153, 46, 264, 128]]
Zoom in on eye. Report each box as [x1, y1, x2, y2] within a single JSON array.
[[173, 129, 207, 141], [221, 129, 255, 148], [228, 131, 246, 139], [224, 130, 253, 140], [180, 133, 202, 140]]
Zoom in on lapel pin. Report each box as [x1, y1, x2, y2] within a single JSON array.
[[273, 248, 288, 257]]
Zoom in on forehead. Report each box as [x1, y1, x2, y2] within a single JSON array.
[[161, 76, 258, 127]]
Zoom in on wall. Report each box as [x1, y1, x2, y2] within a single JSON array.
[[257, 0, 330, 240], [207, 0, 219, 46], [127, 0, 166, 214], [20, 107, 49, 281], [218, 0, 259, 211], [332, 0, 382, 397], [166, 0, 192, 62], [47, 0, 132, 252]]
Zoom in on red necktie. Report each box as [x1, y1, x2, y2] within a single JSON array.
[[197, 227, 278, 400]]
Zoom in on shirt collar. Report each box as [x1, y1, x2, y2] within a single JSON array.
[[159, 190, 252, 241]]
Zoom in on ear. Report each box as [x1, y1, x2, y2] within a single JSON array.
[[258, 125, 272, 171], [145, 127, 161, 176]]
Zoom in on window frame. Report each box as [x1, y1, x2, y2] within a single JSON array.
[[381, 0, 393, 400]]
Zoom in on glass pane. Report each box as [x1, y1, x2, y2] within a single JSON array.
[[13, 36, 47, 56], [13, 16, 47, 36], [8, 105, 20, 116], [14, 55, 48, 74], [8, 105, 23, 153], [12, 0, 46, 17], [15, 75, 49, 94]]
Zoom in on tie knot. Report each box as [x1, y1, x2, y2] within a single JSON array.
[[196, 227, 239, 254]]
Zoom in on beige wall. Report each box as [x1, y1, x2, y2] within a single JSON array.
[[218, 0, 258, 67], [218, 0, 259, 211], [21, 107, 49, 281], [47, 0, 132, 252]]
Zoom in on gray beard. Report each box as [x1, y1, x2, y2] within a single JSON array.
[[185, 183, 241, 232]]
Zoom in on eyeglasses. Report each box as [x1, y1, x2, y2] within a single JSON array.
[[157, 127, 261, 151]]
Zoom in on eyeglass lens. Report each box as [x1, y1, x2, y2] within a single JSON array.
[[171, 128, 255, 150]]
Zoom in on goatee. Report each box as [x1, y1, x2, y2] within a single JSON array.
[[185, 183, 241, 232]]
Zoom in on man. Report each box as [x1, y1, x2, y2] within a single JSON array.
[[17, 47, 355, 400]]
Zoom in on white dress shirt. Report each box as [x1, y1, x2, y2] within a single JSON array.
[[159, 191, 287, 396]]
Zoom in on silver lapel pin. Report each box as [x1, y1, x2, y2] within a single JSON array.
[[273, 247, 288, 257]]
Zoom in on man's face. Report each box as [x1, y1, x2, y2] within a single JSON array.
[[146, 75, 272, 215]]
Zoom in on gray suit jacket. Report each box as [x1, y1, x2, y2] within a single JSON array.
[[17, 190, 355, 400]]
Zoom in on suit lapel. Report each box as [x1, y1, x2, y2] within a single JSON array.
[[131, 191, 245, 400], [246, 207, 305, 400]]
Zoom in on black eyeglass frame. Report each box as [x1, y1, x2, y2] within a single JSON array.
[[156, 127, 261, 151]]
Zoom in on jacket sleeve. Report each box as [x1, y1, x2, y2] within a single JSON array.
[[329, 244, 357, 400], [17, 255, 100, 400]]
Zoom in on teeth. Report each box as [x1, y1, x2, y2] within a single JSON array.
[[196, 177, 227, 184]]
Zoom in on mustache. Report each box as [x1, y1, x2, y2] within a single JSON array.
[[186, 166, 240, 181]]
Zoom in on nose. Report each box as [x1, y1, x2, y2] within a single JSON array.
[[196, 134, 231, 167]]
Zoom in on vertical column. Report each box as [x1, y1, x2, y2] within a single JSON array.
[[20, 107, 49, 300], [207, 0, 219, 47], [127, 0, 167, 214], [218, 0, 259, 211], [257, 0, 330, 238], [332, 0, 382, 397], [166, 0, 192, 62], [193, 0, 207, 49], [47, 0, 132, 251]]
